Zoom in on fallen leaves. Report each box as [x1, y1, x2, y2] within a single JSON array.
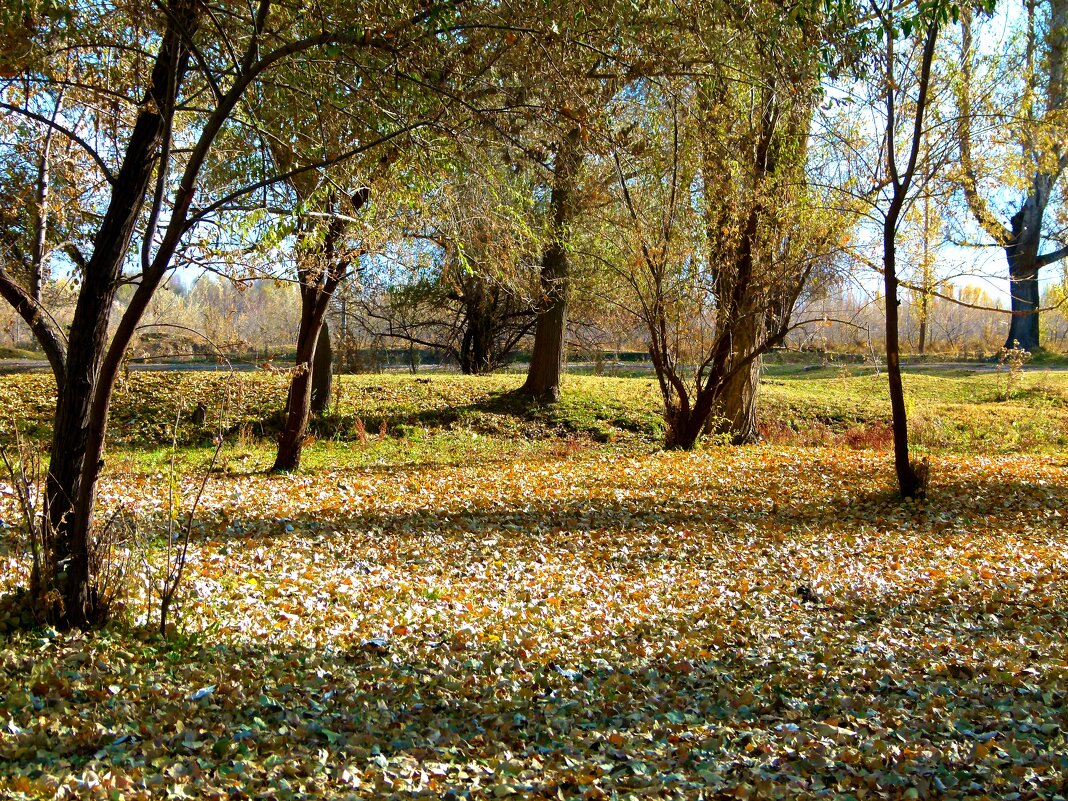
[[0, 386, 1067, 797]]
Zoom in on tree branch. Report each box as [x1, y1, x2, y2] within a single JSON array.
[[0, 101, 116, 185], [0, 267, 67, 386]]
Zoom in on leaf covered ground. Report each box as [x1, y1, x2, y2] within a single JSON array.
[[1, 373, 1067, 799]]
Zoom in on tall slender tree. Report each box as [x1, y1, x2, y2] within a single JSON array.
[[870, 0, 945, 498]]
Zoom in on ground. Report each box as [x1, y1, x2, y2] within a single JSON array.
[[0, 369, 1066, 799]]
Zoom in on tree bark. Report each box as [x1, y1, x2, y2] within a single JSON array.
[[310, 319, 332, 414], [523, 245, 567, 398], [273, 288, 329, 471], [884, 217, 922, 499], [665, 382, 720, 450], [521, 127, 582, 402], [707, 310, 762, 444], [709, 357, 761, 443], [42, 0, 198, 627], [665, 408, 702, 450], [1004, 200, 1045, 351]]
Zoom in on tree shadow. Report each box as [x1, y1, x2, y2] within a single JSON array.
[[3, 583, 1064, 797]]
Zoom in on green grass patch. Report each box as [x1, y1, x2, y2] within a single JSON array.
[[0, 346, 43, 360], [2, 367, 1068, 469]]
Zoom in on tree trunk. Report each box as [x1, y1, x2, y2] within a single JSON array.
[[460, 279, 496, 375], [709, 358, 760, 443], [665, 384, 720, 450], [522, 127, 582, 402], [523, 244, 567, 398], [885, 216, 922, 499], [310, 319, 332, 414], [274, 290, 329, 472], [1004, 203, 1044, 351], [879, 16, 937, 502], [273, 196, 363, 472], [918, 296, 928, 355], [707, 311, 762, 443], [665, 410, 704, 450], [41, 1, 197, 628]]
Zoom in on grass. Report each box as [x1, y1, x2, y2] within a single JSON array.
[[2, 367, 1068, 468], [0, 347, 44, 360]]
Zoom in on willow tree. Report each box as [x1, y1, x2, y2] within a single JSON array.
[[358, 155, 542, 375], [955, 0, 1068, 351], [605, 2, 840, 450]]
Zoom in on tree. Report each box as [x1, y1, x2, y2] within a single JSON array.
[[870, 0, 944, 498], [265, 0, 618, 468], [269, 187, 367, 472], [695, 67, 822, 444], [605, 1, 839, 450], [255, 37, 415, 472], [522, 125, 585, 400], [356, 155, 541, 375], [0, 0, 534, 626], [311, 320, 332, 414], [367, 269, 538, 375], [507, 7, 657, 402], [955, 0, 1068, 351]]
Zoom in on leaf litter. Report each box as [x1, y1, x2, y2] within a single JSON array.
[[1, 447, 1066, 799]]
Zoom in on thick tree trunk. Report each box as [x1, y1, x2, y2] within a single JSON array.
[[709, 357, 760, 443], [665, 386, 719, 450], [41, 1, 197, 627], [274, 291, 329, 472], [522, 127, 582, 402], [708, 311, 762, 443], [665, 410, 703, 450], [523, 244, 567, 398], [1005, 264, 1040, 351], [310, 319, 332, 414], [1004, 203, 1044, 351]]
